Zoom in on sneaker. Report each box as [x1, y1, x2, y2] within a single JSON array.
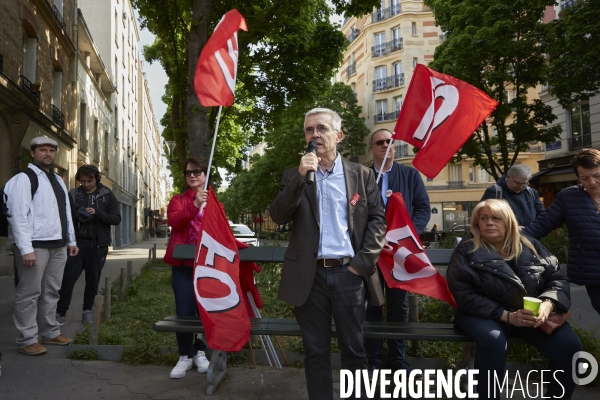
[[56, 314, 66, 326], [43, 334, 72, 346], [170, 356, 193, 379], [18, 343, 48, 356], [82, 310, 93, 323], [193, 350, 209, 373]]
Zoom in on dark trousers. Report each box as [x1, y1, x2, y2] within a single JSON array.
[[172, 265, 207, 357], [57, 241, 108, 315], [295, 264, 367, 400], [454, 310, 582, 400], [364, 268, 410, 370], [585, 285, 600, 316]]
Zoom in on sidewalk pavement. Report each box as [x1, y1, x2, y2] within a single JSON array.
[[0, 238, 599, 399]]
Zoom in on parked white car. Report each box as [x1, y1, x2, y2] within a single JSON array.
[[230, 224, 259, 247]]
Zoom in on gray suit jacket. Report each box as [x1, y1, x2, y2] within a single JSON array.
[[269, 159, 386, 307]]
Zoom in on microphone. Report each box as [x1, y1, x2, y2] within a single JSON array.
[[305, 140, 318, 185]]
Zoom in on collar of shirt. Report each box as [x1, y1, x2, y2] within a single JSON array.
[[374, 162, 394, 206], [316, 153, 354, 260]]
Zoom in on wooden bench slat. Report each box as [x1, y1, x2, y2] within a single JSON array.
[[171, 245, 454, 266]]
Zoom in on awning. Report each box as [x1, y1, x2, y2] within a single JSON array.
[[530, 166, 575, 184]]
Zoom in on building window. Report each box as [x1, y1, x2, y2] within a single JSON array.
[[568, 103, 591, 151], [411, 22, 417, 36], [374, 66, 387, 91], [22, 30, 37, 82], [478, 167, 489, 183], [52, 70, 62, 109], [469, 165, 475, 182], [448, 164, 463, 187], [391, 0, 400, 15], [79, 103, 87, 147], [413, 57, 418, 69], [391, 27, 402, 47], [393, 96, 402, 117], [375, 99, 388, 123], [374, 33, 386, 57]]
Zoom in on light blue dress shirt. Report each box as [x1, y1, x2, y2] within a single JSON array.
[[316, 153, 355, 259]]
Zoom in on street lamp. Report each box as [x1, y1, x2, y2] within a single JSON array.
[[165, 140, 175, 163]]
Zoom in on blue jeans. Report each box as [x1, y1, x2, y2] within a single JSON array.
[[454, 310, 582, 400], [364, 268, 410, 370], [295, 264, 367, 400], [172, 266, 207, 357]]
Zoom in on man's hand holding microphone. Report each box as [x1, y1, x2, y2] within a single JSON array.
[[300, 140, 319, 184]]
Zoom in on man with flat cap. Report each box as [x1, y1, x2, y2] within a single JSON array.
[[4, 136, 78, 356]]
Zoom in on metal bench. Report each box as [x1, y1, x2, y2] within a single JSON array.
[[154, 244, 522, 395]]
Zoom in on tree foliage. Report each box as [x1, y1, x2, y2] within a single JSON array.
[[221, 82, 370, 222], [424, 0, 562, 180], [133, 0, 380, 194], [545, 0, 600, 107]]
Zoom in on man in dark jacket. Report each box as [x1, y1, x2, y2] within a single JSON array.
[[56, 165, 121, 323], [365, 129, 431, 375], [480, 164, 544, 227]]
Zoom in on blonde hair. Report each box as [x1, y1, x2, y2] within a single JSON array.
[[469, 199, 538, 260]]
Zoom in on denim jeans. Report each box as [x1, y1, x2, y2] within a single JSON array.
[[365, 268, 410, 370], [295, 263, 367, 400], [57, 241, 108, 314], [454, 310, 582, 400], [172, 265, 207, 357]]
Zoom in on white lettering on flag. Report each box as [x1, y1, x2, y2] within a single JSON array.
[[385, 226, 437, 281], [413, 77, 459, 148], [214, 32, 239, 95]]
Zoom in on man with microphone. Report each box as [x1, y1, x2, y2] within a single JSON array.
[[270, 108, 386, 399]]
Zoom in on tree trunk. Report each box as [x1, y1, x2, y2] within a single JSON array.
[[187, 0, 211, 160]]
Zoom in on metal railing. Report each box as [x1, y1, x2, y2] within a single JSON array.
[[346, 62, 357, 78], [568, 135, 591, 151], [372, 38, 403, 58], [347, 29, 360, 43], [371, 4, 401, 23], [19, 75, 40, 105], [51, 105, 64, 129], [395, 142, 408, 157], [448, 181, 465, 188], [372, 73, 404, 92], [561, 0, 577, 9], [374, 110, 400, 123], [52, 5, 67, 31]]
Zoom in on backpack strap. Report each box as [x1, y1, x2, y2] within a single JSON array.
[[21, 168, 39, 199], [494, 183, 502, 199]]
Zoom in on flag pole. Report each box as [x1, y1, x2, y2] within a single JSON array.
[[376, 139, 395, 184], [205, 106, 222, 190]]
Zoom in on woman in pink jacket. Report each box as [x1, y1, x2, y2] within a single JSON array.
[[163, 157, 211, 379]]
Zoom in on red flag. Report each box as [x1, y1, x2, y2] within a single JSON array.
[[378, 193, 457, 308], [194, 9, 248, 107], [393, 64, 498, 179], [194, 188, 250, 351]]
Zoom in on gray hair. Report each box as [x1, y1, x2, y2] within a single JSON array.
[[305, 108, 342, 132], [507, 164, 531, 179]]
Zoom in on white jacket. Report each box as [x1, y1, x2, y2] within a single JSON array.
[[5, 163, 76, 255]]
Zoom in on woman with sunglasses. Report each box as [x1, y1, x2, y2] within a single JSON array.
[[163, 157, 212, 379]]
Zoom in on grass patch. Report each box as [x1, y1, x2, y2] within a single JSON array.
[[69, 348, 99, 361]]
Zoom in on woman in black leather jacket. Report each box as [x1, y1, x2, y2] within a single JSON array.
[[447, 199, 582, 399]]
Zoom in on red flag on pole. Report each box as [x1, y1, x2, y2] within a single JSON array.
[[194, 9, 248, 107], [194, 188, 250, 351], [393, 64, 498, 179], [378, 193, 457, 308]]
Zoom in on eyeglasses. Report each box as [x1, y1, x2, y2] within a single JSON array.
[[184, 169, 204, 177], [372, 139, 392, 146], [304, 125, 332, 135], [510, 177, 529, 187]]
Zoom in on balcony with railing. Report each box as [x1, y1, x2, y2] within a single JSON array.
[[19, 75, 40, 105], [569, 134, 591, 151], [346, 62, 357, 79], [371, 4, 401, 23], [372, 73, 404, 92], [372, 38, 404, 58], [347, 29, 360, 43], [52, 5, 67, 31], [561, 0, 577, 9], [395, 142, 409, 157], [51, 105, 64, 129], [374, 110, 400, 123]]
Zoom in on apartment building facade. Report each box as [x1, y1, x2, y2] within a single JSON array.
[[0, 0, 166, 275], [337, 0, 544, 230]]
